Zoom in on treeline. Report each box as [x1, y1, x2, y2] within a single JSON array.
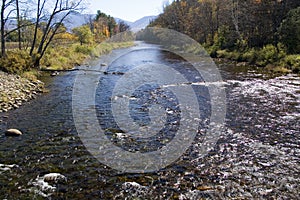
[[0, 0, 131, 77], [150, 0, 300, 72]]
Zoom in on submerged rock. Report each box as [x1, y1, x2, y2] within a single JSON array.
[[5, 129, 22, 136]]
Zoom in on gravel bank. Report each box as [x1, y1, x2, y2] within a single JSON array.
[[0, 71, 44, 112]]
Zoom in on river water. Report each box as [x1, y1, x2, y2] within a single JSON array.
[[0, 42, 299, 199]]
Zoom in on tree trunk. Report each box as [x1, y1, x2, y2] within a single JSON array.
[[30, 0, 42, 56], [1, 0, 6, 57], [16, 0, 21, 50]]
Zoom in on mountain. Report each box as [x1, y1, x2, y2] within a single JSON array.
[[114, 18, 133, 26], [3, 12, 156, 32], [62, 13, 155, 32], [63, 12, 95, 31], [130, 16, 157, 32]]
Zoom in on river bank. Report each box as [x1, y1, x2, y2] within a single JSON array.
[[0, 71, 44, 113]]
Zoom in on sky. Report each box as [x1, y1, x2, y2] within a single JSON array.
[[86, 0, 172, 22]]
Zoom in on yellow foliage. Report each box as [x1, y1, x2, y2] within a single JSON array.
[[56, 32, 77, 41]]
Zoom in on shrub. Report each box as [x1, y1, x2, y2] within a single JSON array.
[[242, 48, 258, 64], [285, 55, 300, 72], [75, 45, 93, 55], [256, 44, 286, 66], [0, 50, 33, 74]]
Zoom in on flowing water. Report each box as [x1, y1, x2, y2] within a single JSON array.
[[0, 42, 299, 199]]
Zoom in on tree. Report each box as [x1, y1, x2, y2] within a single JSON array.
[[150, 0, 300, 51], [93, 10, 118, 40], [15, 0, 21, 49], [279, 7, 300, 54], [30, 0, 84, 68], [118, 21, 130, 33], [1, 0, 15, 57], [72, 25, 94, 45]]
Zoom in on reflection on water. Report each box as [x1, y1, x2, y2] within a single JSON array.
[[0, 43, 299, 199]]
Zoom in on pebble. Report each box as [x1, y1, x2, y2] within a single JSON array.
[[5, 129, 22, 136], [0, 71, 44, 112]]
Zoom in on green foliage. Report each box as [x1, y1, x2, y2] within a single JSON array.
[[39, 41, 134, 71], [216, 50, 242, 61], [21, 69, 40, 81], [40, 44, 86, 70], [241, 48, 258, 64], [256, 44, 286, 66], [284, 55, 300, 72], [74, 44, 93, 55], [213, 26, 232, 50], [0, 50, 33, 74], [279, 7, 300, 54], [72, 25, 94, 45]]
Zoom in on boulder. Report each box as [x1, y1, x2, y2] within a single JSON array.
[[5, 129, 22, 136]]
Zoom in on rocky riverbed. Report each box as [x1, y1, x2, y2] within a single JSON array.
[[0, 71, 44, 112]]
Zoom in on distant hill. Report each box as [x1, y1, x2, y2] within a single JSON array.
[[63, 12, 95, 31], [114, 18, 133, 26], [4, 12, 156, 33], [63, 13, 156, 32], [130, 16, 157, 32]]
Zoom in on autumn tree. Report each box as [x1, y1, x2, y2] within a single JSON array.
[[93, 10, 117, 41], [73, 25, 94, 45], [150, 0, 300, 51]]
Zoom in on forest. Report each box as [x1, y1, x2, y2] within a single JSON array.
[[149, 0, 300, 73], [0, 0, 131, 80]]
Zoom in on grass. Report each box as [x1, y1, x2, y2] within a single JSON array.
[[40, 41, 134, 71], [212, 44, 300, 74]]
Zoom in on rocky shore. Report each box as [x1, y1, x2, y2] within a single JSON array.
[[0, 71, 44, 112]]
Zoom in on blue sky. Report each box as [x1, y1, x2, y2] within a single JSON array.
[[87, 0, 172, 22]]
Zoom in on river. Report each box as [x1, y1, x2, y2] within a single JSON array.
[[0, 42, 299, 199]]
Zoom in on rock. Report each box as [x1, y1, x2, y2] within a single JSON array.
[[0, 71, 44, 112], [237, 62, 247, 67], [5, 129, 22, 136], [43, 173, 67, 183], [112, 72, 125, 75], [51, 71, 59, 76], [101, 63, 107, 66]]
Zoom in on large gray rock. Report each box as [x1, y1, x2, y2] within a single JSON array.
[[5, 129, 22, 136]]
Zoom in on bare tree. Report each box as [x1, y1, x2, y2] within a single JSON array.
[[30, 0, 45, 56], [30, 0, 84, 68], [118, 21, 130, 33], [1, 0, 15, 57], [15, 0, 21, 49]]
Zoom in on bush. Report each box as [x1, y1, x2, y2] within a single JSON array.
[[75, 45, 93, 55], [0, 50, 33, 74], [256, 44, 286, 66], [242, 48, 258, 64], [21, 69, 40, 81], [284, 55, 300, 72]]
